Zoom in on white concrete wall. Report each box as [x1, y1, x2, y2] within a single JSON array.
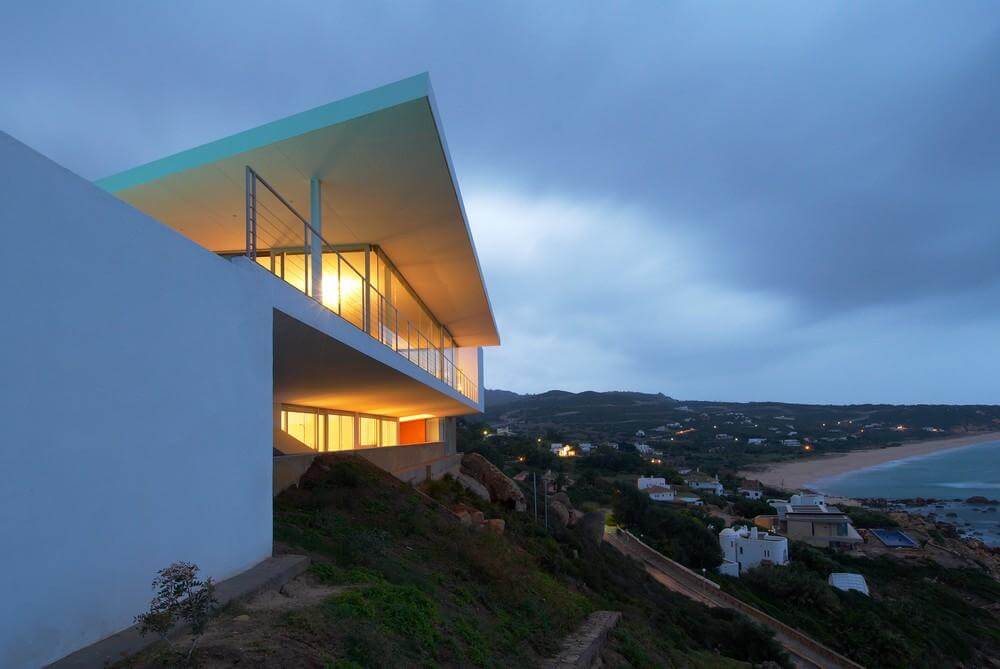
[[0, 133, 273, 668]]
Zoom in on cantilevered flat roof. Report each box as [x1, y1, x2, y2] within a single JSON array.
[[97, 74, 499, 347]]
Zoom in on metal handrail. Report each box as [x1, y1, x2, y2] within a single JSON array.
[[245, 166, 478, 403]]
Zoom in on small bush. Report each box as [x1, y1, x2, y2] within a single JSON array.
[[135, 561, 218, 660]]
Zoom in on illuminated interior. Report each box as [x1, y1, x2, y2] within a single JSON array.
[[280, 405, 439, 452], [254, 242, 479, 402]]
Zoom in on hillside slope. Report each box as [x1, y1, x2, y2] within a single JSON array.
[[121, 456, 787, 668]]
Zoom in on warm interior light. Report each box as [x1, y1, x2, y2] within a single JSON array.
[[321, 269, 364, 310], [399, 413, 434, 423]]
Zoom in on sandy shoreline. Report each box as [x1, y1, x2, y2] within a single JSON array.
[[744, 431, 1000, 495]]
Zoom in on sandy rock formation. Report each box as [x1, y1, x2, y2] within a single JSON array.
[[461, 453, 527, 511], [454, 471, 491, 501]]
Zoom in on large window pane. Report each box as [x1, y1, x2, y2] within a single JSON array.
[[284, 410, 317, 449], [359, 416, 378, 448], [380, 419, 398, 447], [327, 414, 356, 451]]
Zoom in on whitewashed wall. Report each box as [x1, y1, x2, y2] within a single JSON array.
[[0, 133, 273, 668]]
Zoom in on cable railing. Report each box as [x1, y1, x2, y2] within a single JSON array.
[[245, 166, 478, 403]]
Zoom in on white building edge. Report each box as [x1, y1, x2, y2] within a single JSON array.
[[0, 74, 499, 668]]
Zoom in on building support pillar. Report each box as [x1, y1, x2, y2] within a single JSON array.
[[310, 177, 323, 302]]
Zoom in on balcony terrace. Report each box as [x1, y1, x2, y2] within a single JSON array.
[[242, 167, 478, 401], [96, 74, 498, 410]]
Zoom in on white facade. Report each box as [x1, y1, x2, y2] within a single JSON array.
[[578, 442, 593, 453], [646, 486, 675, 502], [685, 475, 723, 496], [0, 76, 497, 668], [739, 486, 763, 500], [0, 133, 273, 668], [747, 438, 766, 445], [791, 493, 826, 508], [638, 476, 668, 490], [635, 443, 654, 454], [781, 439, 802, 447], [718, 526, 789, 576]]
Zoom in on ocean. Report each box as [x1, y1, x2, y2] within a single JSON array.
[[813, 439, 1000, 546]]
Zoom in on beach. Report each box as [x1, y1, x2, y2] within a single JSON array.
[[746, 431, 1000, 494]]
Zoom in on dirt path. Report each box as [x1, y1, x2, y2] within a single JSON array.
[[605, 529, 863, 669]]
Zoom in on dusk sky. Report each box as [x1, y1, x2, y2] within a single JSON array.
[[3, 2, 998, 404]]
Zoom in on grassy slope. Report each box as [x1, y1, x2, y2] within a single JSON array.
[[122, 456, 789, 667], [270, 456, 787, 668]]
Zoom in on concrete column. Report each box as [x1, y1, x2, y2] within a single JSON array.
[[310, 178, 323, 302]]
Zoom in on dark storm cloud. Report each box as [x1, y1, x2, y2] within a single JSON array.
[[2, 1, 997, 402]]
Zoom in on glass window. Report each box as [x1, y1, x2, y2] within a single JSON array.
[[327, 414, 356, 451], [380, 419, 398, 447], [359, 416, 379, 448], [283, 410, 317, 450]]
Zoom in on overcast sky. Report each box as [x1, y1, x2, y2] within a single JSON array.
[[3, 2, 998, 404]]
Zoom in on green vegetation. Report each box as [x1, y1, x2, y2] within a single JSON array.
[[841, 505, 900, 529], [729, 496, 776, 521], [269, 457, 787, 667], [720, 542, 1000, 668], [612, 485, 724, 569]]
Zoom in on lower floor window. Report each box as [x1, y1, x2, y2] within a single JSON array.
[[281, 406, 399, 452]]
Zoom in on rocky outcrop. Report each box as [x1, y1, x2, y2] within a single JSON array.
[[454, 472, 491, 501], [547, 499, 571, 528], [460, 453, 527, 511]]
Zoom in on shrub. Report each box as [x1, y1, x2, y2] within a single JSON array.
[[135, 561, 218, 660]]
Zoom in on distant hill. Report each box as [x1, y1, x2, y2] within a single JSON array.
[[486, 388, 676, 411], [482, 388, 1000, 445], [483, 388, 527, 407]]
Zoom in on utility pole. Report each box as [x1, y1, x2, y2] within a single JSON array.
[[544, 483, 549, 530], [533, 473, 538, 522]]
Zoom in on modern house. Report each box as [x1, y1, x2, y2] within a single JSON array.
[[758, 494, 863, 550], [0, 74, 498, 668], [718, 526, 790, 576]]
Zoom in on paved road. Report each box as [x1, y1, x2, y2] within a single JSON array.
[[605, 529, 863, 669]]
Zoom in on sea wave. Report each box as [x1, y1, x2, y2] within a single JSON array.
[[937, 482, 1000, 490]]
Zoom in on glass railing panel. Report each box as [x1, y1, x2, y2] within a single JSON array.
[[245, 166, 480, 402]]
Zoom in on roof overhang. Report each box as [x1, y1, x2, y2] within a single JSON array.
[[97, 74, 499, 347]]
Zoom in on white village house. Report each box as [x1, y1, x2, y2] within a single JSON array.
[[684, 472, 723, 496], [637, 476, 675, 502], [718, 526, 789, 577], [738, 479, 764, 500]]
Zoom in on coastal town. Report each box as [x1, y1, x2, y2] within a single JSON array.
[[455, 393, 1000, 665]]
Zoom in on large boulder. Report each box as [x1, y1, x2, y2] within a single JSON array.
[[455, 472, 491, 502], [461, 453, 527, 512], [547, 499, 571, 528]]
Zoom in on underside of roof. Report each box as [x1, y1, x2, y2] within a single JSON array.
[[97, 74, 499, 347]]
